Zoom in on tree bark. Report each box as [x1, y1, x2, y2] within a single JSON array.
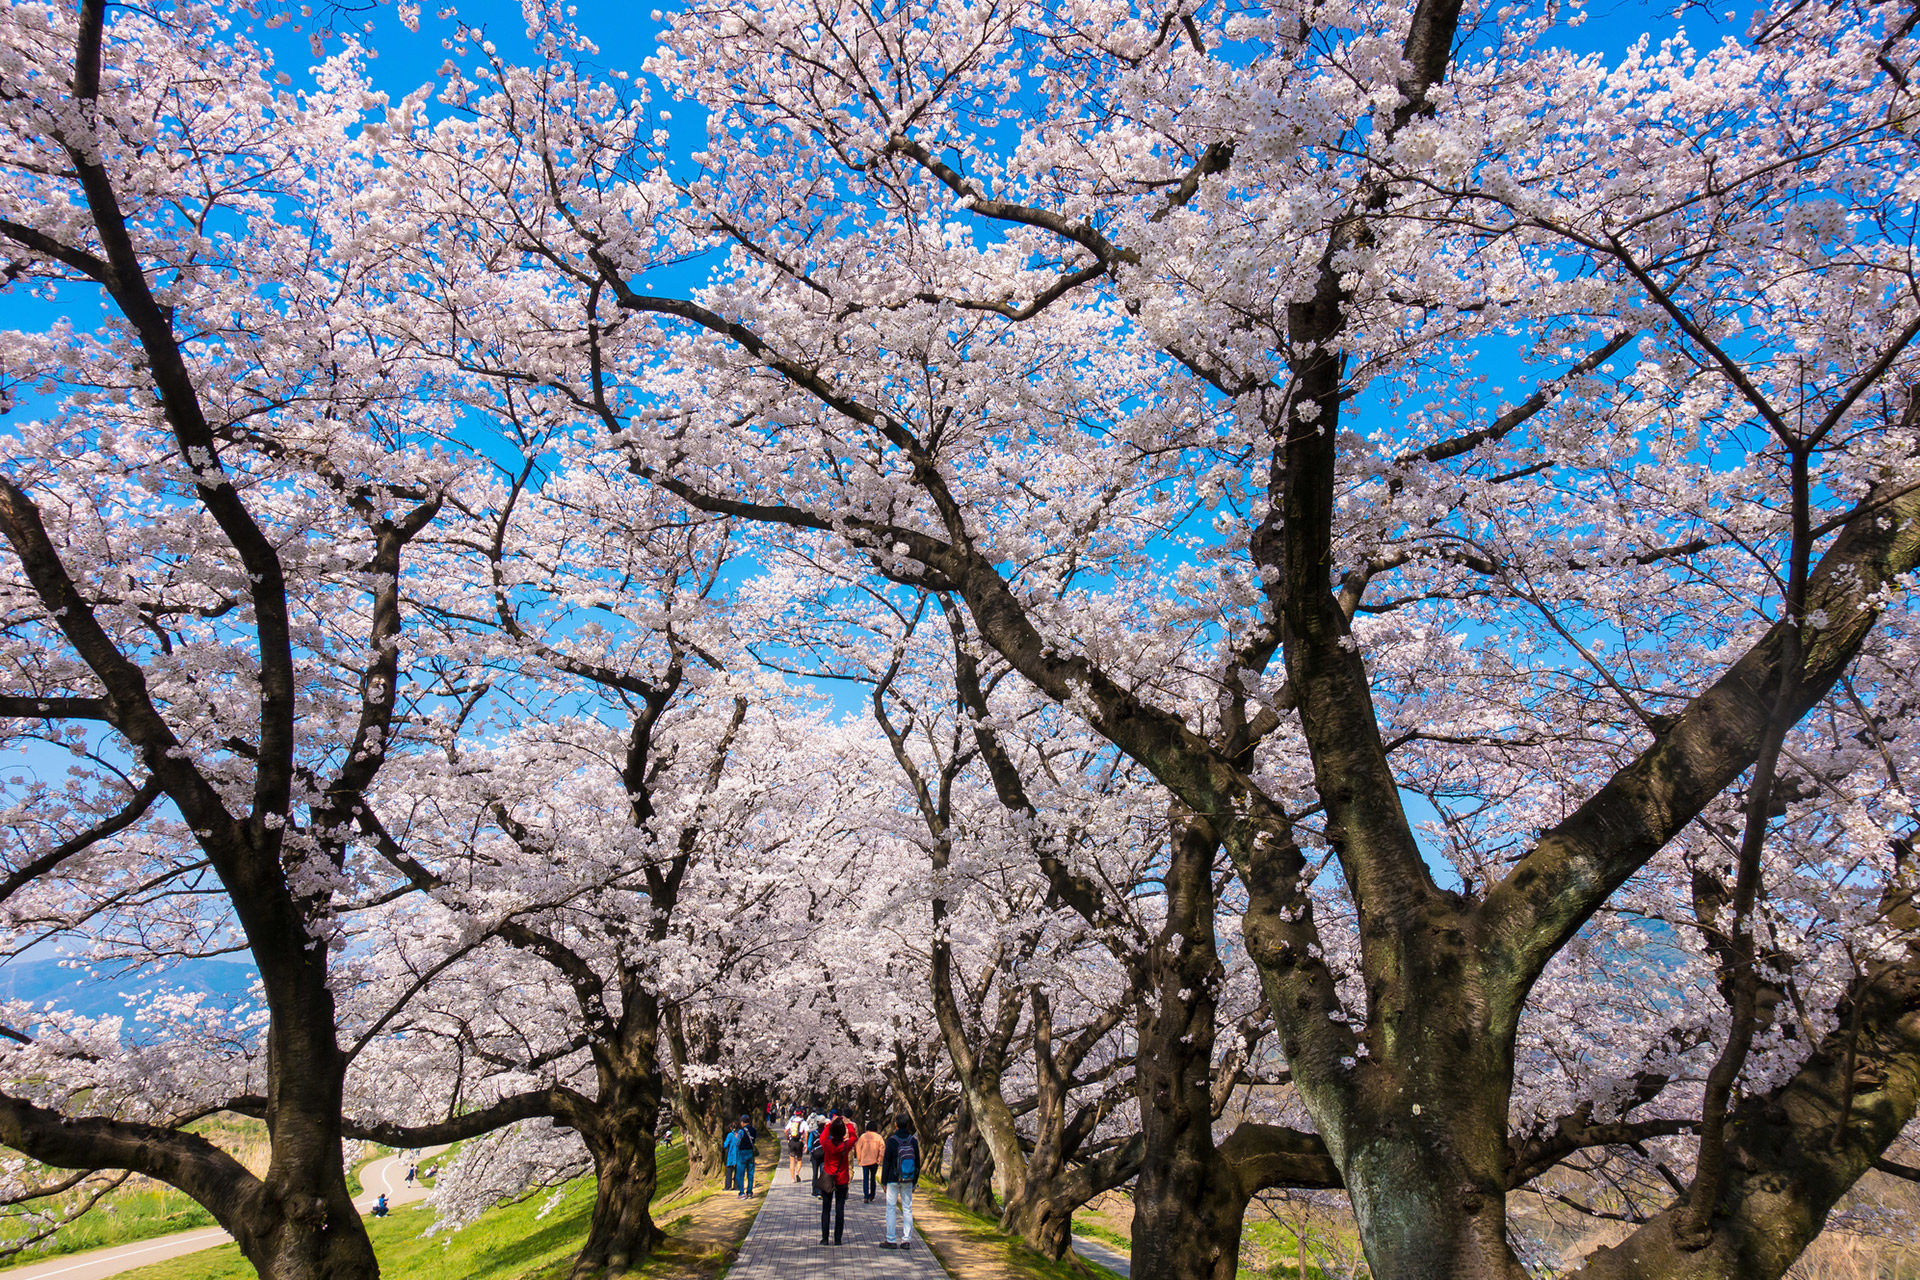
[[249, 947, 380, 1280], [947, 1097, 998, 1215], [571, 1124, 664, 1280], [1130, 813, 1244, 1280]]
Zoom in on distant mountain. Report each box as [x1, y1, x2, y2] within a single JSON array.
[[0, 957, 259, 1028]]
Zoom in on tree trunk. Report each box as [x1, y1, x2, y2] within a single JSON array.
[[570, 1129, 664, 1280], [1339, 1128, 1526, 1280], [243, 1111, 377, 1280], [1000, 1186, 1077, 1260], [1130, 813, 1247, 1280], [570, 993, 668, 1279], [948, 1098, 997, 1216], [662, 1007, 727, 1183], [231, 896, 381, 1280], [1283, 948, 1529, 1280], [221, 1192, 380, 1280]]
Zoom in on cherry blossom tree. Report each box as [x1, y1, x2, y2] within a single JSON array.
[[0, 5, 469, 1277], [375, 0, 1920, 1276], [307, 430, 869, 1277]]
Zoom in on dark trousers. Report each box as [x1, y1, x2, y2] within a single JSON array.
[[724, 1163, 736, 1190], [862, 1164, 878, 1200], [820, 1182, 848, 1241], [810, 1149, 824, 1194]]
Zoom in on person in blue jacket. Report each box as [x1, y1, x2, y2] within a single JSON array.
[[725, 1114, 759, 1198]]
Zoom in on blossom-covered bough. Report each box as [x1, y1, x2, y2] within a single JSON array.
[[746, 557, 1188, 1256], [391, 0, 1920, 1275], [311, 442, 855, 1279], [0, 3, 466, 1277]]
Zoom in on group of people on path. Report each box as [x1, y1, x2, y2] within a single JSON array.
[[723, 1113, 760, 1197], [782, 1106, 922, 1248], [709, 1100, 924, 1248]]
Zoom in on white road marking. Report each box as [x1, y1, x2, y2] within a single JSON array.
[[5, 1228, 230, 1278]]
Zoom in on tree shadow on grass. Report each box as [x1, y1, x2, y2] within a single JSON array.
[[467, 1196, 595, 1276]]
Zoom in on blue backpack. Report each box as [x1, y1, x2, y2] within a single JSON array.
[[896, 1134, 919, 1182]]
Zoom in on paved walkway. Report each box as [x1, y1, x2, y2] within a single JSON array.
[[728, 1165, 942, 1279], [1072, 1233, 1132, 1276]]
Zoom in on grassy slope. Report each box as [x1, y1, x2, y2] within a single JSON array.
[[0, 1186, 217, 1266], [919, 1183, 1124, 1280], [109, 1145, 694, 1280], [0, 1132, 395, 1272], [0, 1117, 280, 1271]]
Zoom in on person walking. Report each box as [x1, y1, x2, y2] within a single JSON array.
[[785, 1109, 806, 1183], [879, 1112, 921, 1250], [816, 1111, 858, 1245], [855, 1120, 885, 1202], [726, 1114, 758, 1198], [808, 1109, 827, 1196]]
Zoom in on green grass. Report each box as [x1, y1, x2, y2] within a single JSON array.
[[111, 1143, 698, 1280], [1059, 1201, 1341, 1280], [1236, 1220, 1337, 1280], [0, 1184, 217, 1268], [923, 1183, 1124, 1280]]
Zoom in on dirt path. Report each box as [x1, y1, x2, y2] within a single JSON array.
[[630, 1148, 768, 1280]]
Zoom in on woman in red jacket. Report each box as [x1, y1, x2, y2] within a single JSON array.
[[817, 1111, 858, 1245]]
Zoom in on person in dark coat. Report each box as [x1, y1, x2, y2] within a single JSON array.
[[879, 1112, 921, 1249]]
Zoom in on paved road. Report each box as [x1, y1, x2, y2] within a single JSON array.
[[727, 1163, 940, 1280], [3, 1149, 442, 1280], [1072, 1232, 1132, 1277]]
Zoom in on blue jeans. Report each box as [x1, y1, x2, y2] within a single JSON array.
[[886, 1182, 915, 1243], [735, 1158, 755, 1195]]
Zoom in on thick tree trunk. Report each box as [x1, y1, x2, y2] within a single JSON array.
[[947, 1098, 997, 1216], [1339, 1129, 1526, 1280], [570, 1128, 664, 1280], [1130, 813, 1245, 1280], [1279, 936, 1529, 1280], [244, 1097, 377, 1280], [570, 992, 668, 1279], [1000, 1187, 1077, 1261], [231, 894, 381, 1280]]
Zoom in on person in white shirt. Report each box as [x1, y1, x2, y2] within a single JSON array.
[[784, 1110, 807, 1183]]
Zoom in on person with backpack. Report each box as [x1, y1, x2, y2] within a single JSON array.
[[725, 1114, 758, 1198], [879, 1112, 921, 1250], [785, 1109, 807, 1183], [816, 1111, 858, 1245], [855, 1120, 885, 1202], [808, 1110, 827, 1196]]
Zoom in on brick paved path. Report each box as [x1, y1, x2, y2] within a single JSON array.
[[728, 1163, 943, 1279]]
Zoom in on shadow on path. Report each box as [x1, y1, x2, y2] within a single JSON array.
[[726, 1165, 942, 1279]]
